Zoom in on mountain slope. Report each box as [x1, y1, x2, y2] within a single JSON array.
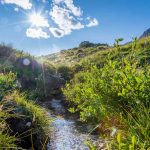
[[63, 37, 150, 149], [0, 44, 63, 97], [42, 42, 109, 65], [0, 44, 63, 149], [140, 28, 150, 38]]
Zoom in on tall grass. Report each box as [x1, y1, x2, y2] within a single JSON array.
[[0, 72, 52, 149], [0, 73, 18, 148], [0, 110, 18, 149], [9, 91, 52, 137]]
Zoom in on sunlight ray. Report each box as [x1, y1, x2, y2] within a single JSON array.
[[41, 62, 47, 97]]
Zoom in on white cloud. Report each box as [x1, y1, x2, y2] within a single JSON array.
[[86, 17, 99, 27], [53, 0, 82, 16], [49, 0, 99, 38], [1, 0, 32, 10], [2, 0, 99, 39], [50, 4, 84, 36], [49, 27, 65, 38], [26, 28, 50, 39]]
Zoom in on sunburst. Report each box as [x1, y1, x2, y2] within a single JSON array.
[[29, 12, 49, 27]]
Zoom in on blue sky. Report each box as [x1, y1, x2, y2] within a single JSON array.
[[0, 0, 150, 56]]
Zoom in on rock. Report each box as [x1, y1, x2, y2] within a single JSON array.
[[26, 122, 32, 127]]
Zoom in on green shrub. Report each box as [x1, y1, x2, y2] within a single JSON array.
[[57, 65, 73, 81], [63, 38, 150, 149]]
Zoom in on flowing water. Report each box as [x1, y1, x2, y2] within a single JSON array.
[[42, 99, 98, 150]]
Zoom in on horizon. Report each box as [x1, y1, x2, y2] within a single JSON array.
[[0, 0, 150, 56]]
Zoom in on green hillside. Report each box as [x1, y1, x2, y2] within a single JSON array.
[[0, 44, 62, 149], [42, 42, 109, 65], [1, 0, 150, 149], [62, 37, 150, 149], [41, 42, 109, 81], [0, 36, 150, 149]]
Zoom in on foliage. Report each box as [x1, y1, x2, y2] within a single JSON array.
[[10, 91, 51, 136], [63, 38, 150, 149], [0, 43, 55, 149], [42, 42, 109, 66], [57, 65, 73, 81], [0, 72, 16, 100], [0, 101, 18, 149], [0, 72, 51, 148], [79, 41, 95, 48], [0, 73, 18, 148]]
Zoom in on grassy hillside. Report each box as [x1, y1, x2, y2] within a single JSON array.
[[1, 36, 150, 149], [42, 37, 150, 82], [42, 42, 109, 65], [0, 44, 63, 97], [0, 45, 59, 149], [62, 37, 150, 149], [40, 42, 109, 81]]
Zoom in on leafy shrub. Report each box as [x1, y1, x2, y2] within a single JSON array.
[[57, 65, 73, 81], [63, 38, 150, 149]]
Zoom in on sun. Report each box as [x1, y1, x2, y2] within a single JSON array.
[[29, 12, 49, 27]]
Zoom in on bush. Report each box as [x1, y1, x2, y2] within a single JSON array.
[[63, 38, 150, 149], [57, 65, 73, 81]]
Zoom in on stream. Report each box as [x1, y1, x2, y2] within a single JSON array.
[[42, 99, 99, 150]]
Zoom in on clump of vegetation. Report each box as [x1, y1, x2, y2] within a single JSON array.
[[57, 65, 73, 81], [10, 91, 51, 136], [1, 34, 150, 149], [0, 100, 18, 149], [42, 41, 109, 66], [0, 72, 51, 149], [0, 73, 18, 148], [79, 41, 108, 48], [63, 37, 150, 149]]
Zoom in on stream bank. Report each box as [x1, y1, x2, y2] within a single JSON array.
[[42, 98, 99, 150]]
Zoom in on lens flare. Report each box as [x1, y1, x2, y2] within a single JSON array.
[[23, 58, 30, 66], [29, 12, 49, 27]]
